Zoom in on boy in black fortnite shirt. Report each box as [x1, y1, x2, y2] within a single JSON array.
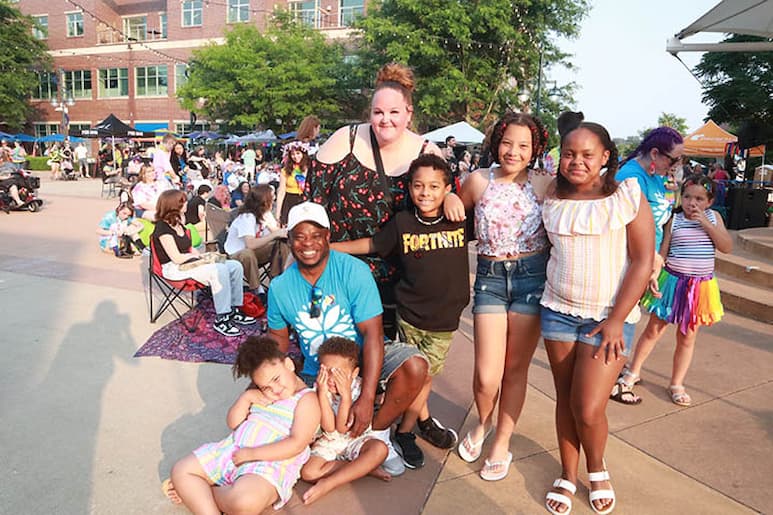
[[331, 154, 469, 470]]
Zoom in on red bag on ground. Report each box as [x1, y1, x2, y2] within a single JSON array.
[[241, 292, 266, 318]]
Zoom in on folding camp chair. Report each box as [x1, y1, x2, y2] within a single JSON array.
[[148, 237, 207, 333], [101, 166, 122, 198], [204, 203, 231, 252]]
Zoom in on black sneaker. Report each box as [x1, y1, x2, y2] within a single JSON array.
[[231, 309, 257, 325], [213, 318, 242, 337], [417, 417, 458, 449], [393, 431, 424, 469]]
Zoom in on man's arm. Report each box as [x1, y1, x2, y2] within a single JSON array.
[[347, 315, 384, 437], [268, 326, 291, 354]]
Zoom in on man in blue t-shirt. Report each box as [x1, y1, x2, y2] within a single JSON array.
[[267, 202, 429, 477]]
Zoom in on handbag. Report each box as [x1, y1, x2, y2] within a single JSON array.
[[241, 292, 267, 318]]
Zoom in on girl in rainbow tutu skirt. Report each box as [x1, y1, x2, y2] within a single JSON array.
[[615, 174, 732, 407]]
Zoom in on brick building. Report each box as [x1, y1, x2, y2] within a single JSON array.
[[15, 0, 364, 137]]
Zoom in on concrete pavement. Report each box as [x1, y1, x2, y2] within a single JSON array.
[[0, 174, 769, 514]]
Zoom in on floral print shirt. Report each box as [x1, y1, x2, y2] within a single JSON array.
[[474, 167, 548, 257]]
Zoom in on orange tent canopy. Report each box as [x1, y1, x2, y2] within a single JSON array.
[[682, 120, 765, 157]]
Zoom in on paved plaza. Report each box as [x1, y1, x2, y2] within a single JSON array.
[[0, 175, 770, 514]]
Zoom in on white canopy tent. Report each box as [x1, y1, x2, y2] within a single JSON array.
[[667, 0, 773, 54], [422, 121, 485, 145]]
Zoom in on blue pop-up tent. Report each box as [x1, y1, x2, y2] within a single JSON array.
[[38, 134, 87, 143]]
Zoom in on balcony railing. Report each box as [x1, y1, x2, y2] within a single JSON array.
[[96, 27, 166, 45]]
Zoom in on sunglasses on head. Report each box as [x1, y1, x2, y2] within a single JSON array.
[[309, 286, 323, 318]]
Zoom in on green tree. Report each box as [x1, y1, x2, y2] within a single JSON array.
[[657, 112, 689, 135], [0, 2, 51, 130], [694, 34, 773, 150], [355, 0, 589, 132], [177, 14, 347, 133]]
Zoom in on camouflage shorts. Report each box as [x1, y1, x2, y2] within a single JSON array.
[[397, 317, 454, 376]]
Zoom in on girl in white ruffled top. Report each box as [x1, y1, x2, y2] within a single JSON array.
[[541, 120, 654, 515]]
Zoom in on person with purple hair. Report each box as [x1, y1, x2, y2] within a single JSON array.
[[611, 127, 684, 404], [615, 127, 684, 253]]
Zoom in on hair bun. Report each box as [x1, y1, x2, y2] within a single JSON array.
[[557, 111, 584, 138], [376, 63, 415, 92]]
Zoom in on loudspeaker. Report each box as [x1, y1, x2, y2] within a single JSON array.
[[726, 188, 768, 230]]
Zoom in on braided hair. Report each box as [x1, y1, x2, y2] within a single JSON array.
[[485, 112, 549, 169], [557, 116, 620, 197]]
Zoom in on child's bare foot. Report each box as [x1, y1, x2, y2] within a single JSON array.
[[368, 466, 392, 482], [161, 478, 182, 504], [302, 478, 335, 505]]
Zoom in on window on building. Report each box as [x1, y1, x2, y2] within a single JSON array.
[[33, 71, 57, 100], [32, 15, 48, 40], [175, 64, 189, 92], [227, 0, 250, 23], [175, 121, 211, 136], [136, 65, 168, 97], [181, 0, 202, 27], [63, 70, 92, 99], [340, 0, 364, 26], [98, 68, 129, 98], [34, 123, 60, 138], [123, 16, 147, 41], [158, 12, 167, 39], [289, 1, 316, 28], [66, 12, 84, 37], [69, 123, 91, 134]]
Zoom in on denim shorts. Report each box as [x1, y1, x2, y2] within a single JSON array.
[[540, 306, 636, 357], [300, 341, 427, 388], [472, 252, 548, 315]]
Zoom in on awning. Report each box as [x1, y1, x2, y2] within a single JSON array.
[[135, 122, 169, 132], [667, 0, 773, 54]]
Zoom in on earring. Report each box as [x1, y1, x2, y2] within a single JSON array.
[[649, 161, 656, 173]]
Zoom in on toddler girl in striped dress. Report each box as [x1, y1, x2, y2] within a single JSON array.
[[619, 174, 732, 407], [163, 337, 320, 513]]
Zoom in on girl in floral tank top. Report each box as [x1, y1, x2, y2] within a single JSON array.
[[458, 113, 550, 482], [164, 337, 319, 514]]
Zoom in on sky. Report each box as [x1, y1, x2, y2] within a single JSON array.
[[550, 0, 725, 139]]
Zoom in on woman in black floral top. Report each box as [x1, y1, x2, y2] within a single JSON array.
[[306, 63, 464, 338]]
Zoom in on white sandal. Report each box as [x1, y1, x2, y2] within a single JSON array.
[[588, 468, 616, 514], [457, 426, 492, 463], [545, 478, 576, 515]]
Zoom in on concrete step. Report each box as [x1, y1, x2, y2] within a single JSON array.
[[715, 251, 773, 289], [736, 227, 773, 261], [716, 275, 773, 324]]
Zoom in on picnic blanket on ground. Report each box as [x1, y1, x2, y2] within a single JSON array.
[[134, 298, 274, 364]]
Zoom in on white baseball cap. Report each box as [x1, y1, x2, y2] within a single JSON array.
[[287, 202, 331, 231]]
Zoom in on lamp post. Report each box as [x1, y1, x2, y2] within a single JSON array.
[[51, 68, 74, 137]]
